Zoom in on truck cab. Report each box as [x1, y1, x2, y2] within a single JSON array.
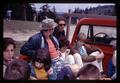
[[71, 17, 116, 74]]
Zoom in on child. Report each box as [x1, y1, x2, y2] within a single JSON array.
[[29, 48, 51, 80], [75, 33, 104, 73], [108, 40, 116, 80], [59, 37, 83, 67], [3, 37, 16, 77], [57, 38, 83, 80], [76, 64, 101, 80], [4, 59, 30, 80]]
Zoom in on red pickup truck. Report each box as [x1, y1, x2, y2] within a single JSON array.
[[70, 17, 116, 74]]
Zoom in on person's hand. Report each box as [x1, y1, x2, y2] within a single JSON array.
[[96, 52, 104, 62], [70, 48, 79, 55], [29, 76, 38, 80], [65, 49, 70, 56], [47, 67, 53, 75], [100, 78, 111, 80], [57, 50, 62, 56]]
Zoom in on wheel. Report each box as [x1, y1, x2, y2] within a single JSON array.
[[93, 32, 109, 43], [94, 32, 108, 38]]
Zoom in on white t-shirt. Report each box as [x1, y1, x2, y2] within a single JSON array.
[[64, 54, 75, 65], [73, 53, 83, 68], [91, 51, 103, 72], [59, 49, 83, 68], [3, 65, 7, 77], [7, 10, 12, 16]]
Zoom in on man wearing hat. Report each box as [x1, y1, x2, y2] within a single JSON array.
[[20, 18, 63, 80]]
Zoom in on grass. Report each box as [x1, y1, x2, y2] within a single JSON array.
[[4, 19, 42, 31], [4, 20, 41, 56]]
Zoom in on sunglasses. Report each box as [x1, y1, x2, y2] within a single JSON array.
[[59, 24, 66, 26], [43, 29, 54, 32]]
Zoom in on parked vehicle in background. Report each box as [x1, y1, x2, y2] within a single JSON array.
[[70, 17, 116, 74]]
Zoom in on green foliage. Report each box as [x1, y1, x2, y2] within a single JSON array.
[[74, 5, 116, 16]]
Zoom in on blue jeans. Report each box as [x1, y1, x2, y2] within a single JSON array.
[[57, 66, 75, 80], [49, 57, 63, 80]]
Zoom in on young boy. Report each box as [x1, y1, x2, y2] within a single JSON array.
[[3, 37, 16, 77], [29, 48, 51, 80], [59, 37, 83, 67], [76, 64, 101, 80], [75, 33, 104, 73], [57, 38, 83, 80]]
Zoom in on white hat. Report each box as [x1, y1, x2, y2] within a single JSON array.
[[40, 18, 57, 30]]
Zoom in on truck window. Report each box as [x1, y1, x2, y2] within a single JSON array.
[[93, 26, 116, 39], [93, 26, 116, 45], [78, 25, 116, 46], [79, 25, 89, 39]]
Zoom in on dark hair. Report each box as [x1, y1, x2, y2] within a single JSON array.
[[4, 59, 30, 80], [55, 16, 66, 24], [3, 37, 16, 51], [59, 37, 70, 49], [34, 48, 51, 71], [77, 64, 100, 80]]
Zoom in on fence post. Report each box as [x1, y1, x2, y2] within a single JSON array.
[[23, 4, 26, 21], [66, 9, 71, 40]]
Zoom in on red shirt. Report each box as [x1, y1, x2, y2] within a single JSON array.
[[46, 38, 59, 59]]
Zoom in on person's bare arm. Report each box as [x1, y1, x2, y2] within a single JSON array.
[[81, 55, 96, 62]]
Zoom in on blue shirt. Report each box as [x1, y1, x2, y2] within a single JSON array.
[[78, 46, 88, 56]]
